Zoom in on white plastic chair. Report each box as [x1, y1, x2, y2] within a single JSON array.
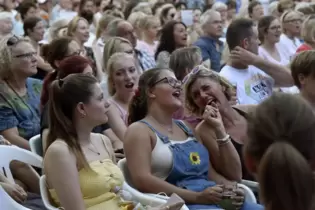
[[0, 145, 42, 183], [241, 179, 259, 193], [118, 158, 189, 210], [238, 183, 257, 203], [29, 134, 43, 157], [39, 175, 59, 210], [0, 185, 32, 210]]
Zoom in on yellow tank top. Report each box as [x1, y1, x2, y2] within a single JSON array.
[[49, 159, 130, 210]]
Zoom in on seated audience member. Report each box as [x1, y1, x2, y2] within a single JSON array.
[[101, 37, 134, 98], [41, 55, 122, 154], [220, 18, 293, 105], [0, 11, 13, 39], [248, 1, 264, 26], [296, 15, 315, 52], [184, 65, 254, 180], [0, 36, 42, 150], [24, 16, 53, 80], [258, 16, 299, 94], [106, 18, 156, 72], [0, 137, 45, 209], [136, 15, 160, 57], [277, 10, 303, 61], [44, 74, 129, 210], [45, 18, 69, 43], [244, 93, 315, 210], [155, 20, 187, 68], [124, 68, 263, 210], [194, 10, 223, 72], [291, 50, 315, 109], [106, 52, 139, 141]]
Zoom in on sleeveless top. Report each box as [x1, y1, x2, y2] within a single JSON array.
[[108, 99, 128, 125]]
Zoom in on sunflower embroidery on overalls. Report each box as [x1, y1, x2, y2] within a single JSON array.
[[189, 152, 201, 165]]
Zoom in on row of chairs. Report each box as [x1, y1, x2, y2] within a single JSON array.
[[0, 135, 259, 210]]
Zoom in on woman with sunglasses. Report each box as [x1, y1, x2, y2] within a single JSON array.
[[0, 35, 41, 150], [184, 65, 257, 181], [124, 68, 263, 210]]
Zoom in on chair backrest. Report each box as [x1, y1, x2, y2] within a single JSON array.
[[117, 158, 134, 187], [29, 134, 43, 157], [0, 145, 43, 183], [0, 185, 31, 210], [238, 183, 257, 203], [40, 175, 59, 210]]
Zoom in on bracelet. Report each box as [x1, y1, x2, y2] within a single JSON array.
[[217, 134, 230, 143], [218, 139, 231, 146]]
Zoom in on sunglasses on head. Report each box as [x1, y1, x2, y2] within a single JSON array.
[[7, 35, 20, 46]]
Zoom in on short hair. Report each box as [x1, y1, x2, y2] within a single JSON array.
[[226, 18, 254, 50], [23, 16, 42, 36], [296, 4, 314, 16], [248, 1, 262, 16], [17, 0, 37, 20], [226, 0, 237, 10], [301, 15, 315, 44], [291, 50, 315, 88], [169, 46, 202, 81], [106, 18, 125, 37], [200, 10, 220, 28], [212, 2, 228, 11]]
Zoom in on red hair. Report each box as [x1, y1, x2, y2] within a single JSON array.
[[40, 55, 93, 111]]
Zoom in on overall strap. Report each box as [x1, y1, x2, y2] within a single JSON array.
[[139, 120, 170, 143], [174, 120, 194, 137]]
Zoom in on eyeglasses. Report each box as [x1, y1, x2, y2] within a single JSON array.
[[153, 77, 182, 88], [7, 35, 20, 46], [13, 52, 37, 59]]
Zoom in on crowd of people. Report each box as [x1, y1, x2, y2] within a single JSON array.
[[1, 0, 315, 209]]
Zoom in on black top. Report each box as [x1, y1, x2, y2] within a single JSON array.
[[231, 107, 255, 181], [40, 104, 110, 138], [31, 68, 48, 80]]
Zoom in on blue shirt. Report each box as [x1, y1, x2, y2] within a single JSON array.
[[194, 36, 223, 72]]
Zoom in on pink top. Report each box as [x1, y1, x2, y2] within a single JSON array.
[[136, 40, 159, 57], [108, 99, 128, 125], [172, 107, 201, 128]]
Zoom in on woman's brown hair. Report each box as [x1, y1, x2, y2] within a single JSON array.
[[46, 74, 98, 170], [246, 93, 315, 210]]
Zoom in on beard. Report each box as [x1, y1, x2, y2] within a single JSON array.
[[80, 10, 94, 24]]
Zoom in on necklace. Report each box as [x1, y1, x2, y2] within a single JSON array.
[[149, 116, 173, 133], [87, 142, 100, 155]]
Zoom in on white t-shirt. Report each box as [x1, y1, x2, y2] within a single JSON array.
[[277, 34, 302, 62], [220, 65, 274, 105]]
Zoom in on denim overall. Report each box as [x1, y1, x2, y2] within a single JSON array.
[[140, 120, 263, 210]]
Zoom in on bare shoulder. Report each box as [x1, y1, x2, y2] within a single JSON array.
[[124, 121, 154, 142]]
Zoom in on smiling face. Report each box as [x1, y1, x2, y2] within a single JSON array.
[[186, 73, 230, 115], [74, 19, 90, 43], [150, 69, 183, 112], [110, 55, 139, 96]]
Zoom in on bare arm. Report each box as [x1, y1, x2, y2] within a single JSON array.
[[1, 128, 30, 150], [44, 142, 86, 210], [252, 56, 294, 87], [208, 161, 233, 185], [102, 128, 123, 151], [36, 55, 53, 72], [92, 40, 103, 82], [106, 106, 127, 141], [196, 122, 242, 181], [124, 123, 199, 204]]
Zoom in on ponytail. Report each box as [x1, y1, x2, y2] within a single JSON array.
[[40, 71, 58, 111], [128, 88, 148, 125], [258, 142, 314, 210], [45, 75, 97, 171]]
